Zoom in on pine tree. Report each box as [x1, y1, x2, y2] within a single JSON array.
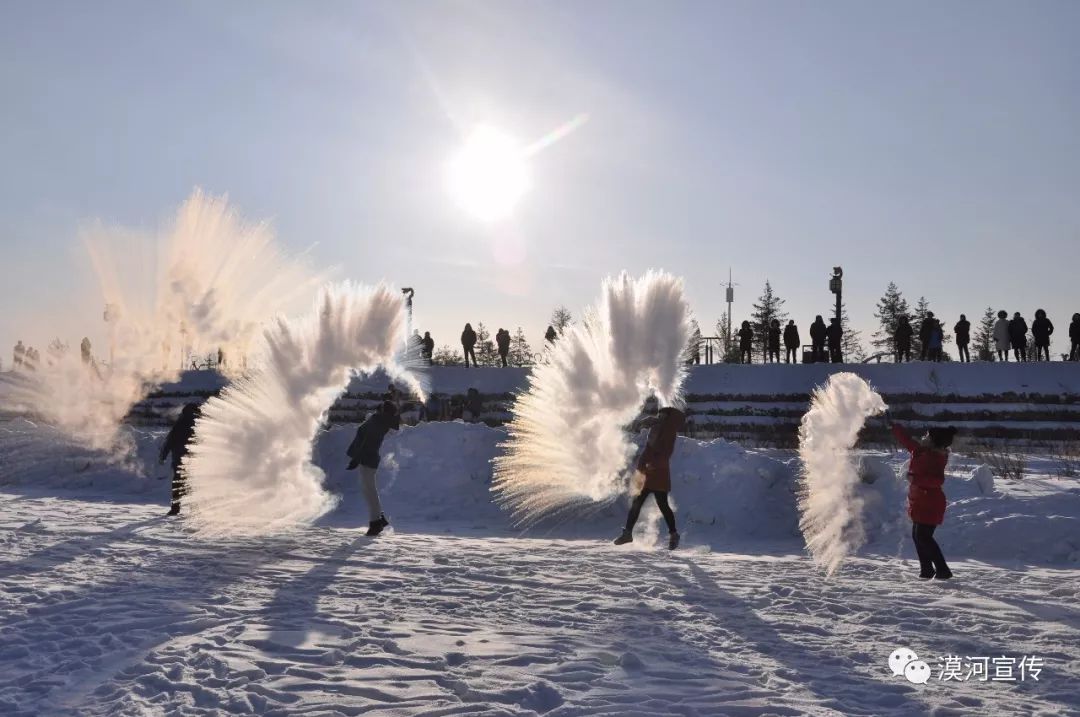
[[432, 345, 460, 366], [872, 282, 910, 360], [750, 281, 787, 361], [550, 306, 573, 335], [509, 327, 533, 367], [840, 301, 866, 362], [685, 319, 702, 365], [974, 307, 996, 361], [475, 322, 496, 367], [715, 313, 741, 363]]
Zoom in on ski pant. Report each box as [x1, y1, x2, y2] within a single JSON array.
[[786, 347, 798, 363], [957, 344, 970, 362], [912, 522, 949, 575], [170, 458, 186, 512], [360, 466, 383, 522], [625, 489, 676, 534]]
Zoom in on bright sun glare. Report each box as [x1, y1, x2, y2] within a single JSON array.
[[447, 125, 529, 222]]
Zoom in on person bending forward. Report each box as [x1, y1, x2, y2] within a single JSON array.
[[614, 407, 685, 550]]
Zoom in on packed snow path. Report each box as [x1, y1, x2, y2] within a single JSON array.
[[2, 492, 1078, 716]]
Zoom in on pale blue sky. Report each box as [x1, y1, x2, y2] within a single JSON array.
[[2, 0, 1078, 359]]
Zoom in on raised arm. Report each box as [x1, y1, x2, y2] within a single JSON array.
[[890, 422, 918, 453]]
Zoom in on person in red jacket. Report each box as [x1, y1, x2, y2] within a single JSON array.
[[614, 407, 686, 550], [889, 416, 957, 579]]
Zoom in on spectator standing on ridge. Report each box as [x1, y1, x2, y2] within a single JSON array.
[[13, 341, 25, 370], [809, 316, 827, 363], [1070, 313, 1080, 361], [80, 337, 92, 365], [738, 321, 754, 364], [613, 407, 685, 551], [826, 317, 843, 364], [159, 403, 200, 516], [545, 325, 558, 345], [345, 401, 400, 536], [421, 331, 435, 364], [895, 316, 914, 363], [1009, 312, 1029, 362], [1031, 309, 1054, 362], [993, 310, 1011, 362], [766, 319, 781, 363], [461, 323, 478, 368], [918, 312, 937, 361], [495, 328, 511, 367], [954, 315, 971, 363], [25, 347, 38, 371], [927, 320, 944, 362], [783, 320, 800, 364]]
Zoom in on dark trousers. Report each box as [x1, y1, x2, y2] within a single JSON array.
[[912, 522, 949, 575], [812, 343, 825, 362], [957, 344, 970, 362], [740, 348, 752, 364], [785, 347, 798, 363], [463, 346, 477, 367], [499, 351, 508, 367], [1013, 346, 1027, 362], [829, 346, 842, 364], [896, 346, 910, 363], [1034, 344, 1049, 361], [997, 349, 1009, 362], [170, 459, 186, 512], [625, 490, 677, 533], [767, 349, 780, 363], [1072, 341, 1079, 361]]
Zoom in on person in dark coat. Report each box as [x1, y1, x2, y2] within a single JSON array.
[[495, 328, 511, 367], [927, 320, 944, 362], [766, 319, 781, 363], [1031, 309, 1053, 362], [461, 323, 478, 368], [888, 416, 956, 580], [826, 317, 843, 364], [614, 407, 685, 550], [346, 401, 401, 536], [783, 320, 800, 364], [1009, 312, 1028, 362], [918, 312, 937, 361], [421, 331, 435, 364], [1070, 313, 1080, 362], [545, 325, 558, 345], [13, 341, 25, 370], [809, 316, 827, 363], [80, 337, 92, 365], [159, 403, 200, 516], [894, 315, 914, 363], [738, 321, 754, 364], [953, 315, 971, 362]]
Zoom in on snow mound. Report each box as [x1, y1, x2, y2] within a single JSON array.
[[969, 464, 996, 495]]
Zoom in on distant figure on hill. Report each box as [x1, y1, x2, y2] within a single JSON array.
[[894, 315, 913, 363], [159, 403, 200, 516], [545, 325, 558, 345], [421, 331, 435, 364], [826, 317, 843, 364], [464, 387, 483, 422], [1071, 313, 1080, 362], [80, 337, 92, 365], [24, 347, 38, 372], [766, 319, 781, 363], [345, 401, 400, 536], [783, 320, 800, 364], [738, 321, 754, 364], [614, 407, 685, 551], [13, 341, 25, 370], [1009, 312, 1028, 362], [993, 310, 1011, 362], [953, 315, 970, 363], [495, 328, 511, 367], [461, 323, 478, 368], [918, 312, 937, 361], [1031, 309, 1053, 362], [217, 347, 225, 369], [927, 320, 944, 362], [809, 316, 827, 363]]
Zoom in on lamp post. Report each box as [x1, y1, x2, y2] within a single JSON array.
[[829, 267, 843, 362]]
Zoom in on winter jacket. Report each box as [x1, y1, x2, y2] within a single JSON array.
[[767, 327, 781, 351], [927, 324, 943, 350], [1071, 319, 1080, 343], [160, 407, 199, 467], [954, 320, 970, 346], [496, 330, 511, 354], [638, 408, 685, 492], [892, 424, 948, 525], [738, 327, 753, 350], [421, 335, 435, 357], [1032, 316, 1054, 346], [809, 320, 827, 346], [826, 322, 842, 349], [1009, 318, 1028, 348], [993, 318, 1011, 352], [894, 322, 913, 348], [783, 324, 800, 348], [346, 411, 401, 470], [461, 328, 477, 349], [918, 318, 935, 345]]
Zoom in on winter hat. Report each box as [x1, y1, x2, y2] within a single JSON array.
[[927, 426, 957, 449]]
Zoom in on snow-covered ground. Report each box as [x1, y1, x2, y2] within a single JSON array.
[[2, 417, 1079, 715]]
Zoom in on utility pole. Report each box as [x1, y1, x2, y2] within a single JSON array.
[[829, 267, 843, 362], [722, 268, 737, 358]]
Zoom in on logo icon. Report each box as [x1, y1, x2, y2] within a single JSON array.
[[904, 660, 932, 685], [888, 647, 919, 677]]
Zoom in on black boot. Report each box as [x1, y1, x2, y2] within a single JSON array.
[[918, 569, 935, 579], [366, 514, 389, 537], [613, 530, 633, 545], [934, 568, 953, 580], [668, 531, 680, 551], [166, 505, 180, 517]]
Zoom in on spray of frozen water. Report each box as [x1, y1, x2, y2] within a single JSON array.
[[492, 271, 691, 525], [3, 190, 324, 455], [797, 372, 887, 576], [183, 282, 427, 537]]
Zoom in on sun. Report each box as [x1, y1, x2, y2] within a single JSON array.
[[447, 125, 529, 222]]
